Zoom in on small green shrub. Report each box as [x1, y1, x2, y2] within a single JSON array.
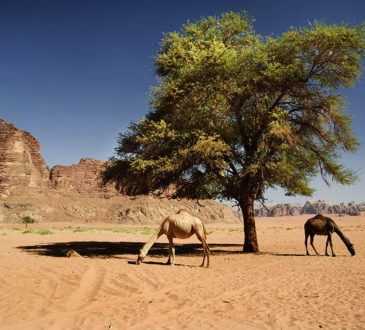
[[22, 228, 53, 235], [21, 216, 36, 228], [36, 228, 54, 235], [0, 227, 22, 231], [98, 227, 115, 232], [71, 227, 93, 233], [140, 228, 155, 235], [22, 229, 34, 234]]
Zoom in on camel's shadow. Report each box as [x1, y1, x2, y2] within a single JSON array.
[[17, 241, 243, 259]]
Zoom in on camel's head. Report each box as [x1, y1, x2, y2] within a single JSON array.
[[136, 252, 145, 265], [347, 244, 355, 256]]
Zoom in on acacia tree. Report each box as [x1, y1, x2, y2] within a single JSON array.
[[103, 12, 365, 252], [21, 216, 35, 228]]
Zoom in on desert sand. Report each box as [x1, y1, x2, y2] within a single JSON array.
[[0, 214, 364, 329]]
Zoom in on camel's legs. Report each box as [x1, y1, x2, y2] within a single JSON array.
[[305, 232, 310, 255], [309, 234, 319, 255], [200, 242, 206, 267], [202, 240, 210, 268], [167, 235, 175, 265], [196, 231, 210, 267], [326, 233, 336, 257]]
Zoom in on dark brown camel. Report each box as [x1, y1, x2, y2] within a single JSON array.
[[304, 214, 355, 257]]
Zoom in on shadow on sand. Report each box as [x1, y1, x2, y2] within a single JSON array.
[[17, 241, 244, 259], [263, 252, 307, 257], [18, 242, 328, 259]]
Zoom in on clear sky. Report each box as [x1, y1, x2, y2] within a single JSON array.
[[1, 0, 364, 205]]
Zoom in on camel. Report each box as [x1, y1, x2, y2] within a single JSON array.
[[136, 209, 210, 267], [304, 214, 355, 257]]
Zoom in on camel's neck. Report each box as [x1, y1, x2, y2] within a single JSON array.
[[334, 225, 352, 246], [140, 225, 162, 257]]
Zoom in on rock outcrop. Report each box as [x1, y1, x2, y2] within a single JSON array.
[[0, 118, 240, 224], [0, 119, 51, 198], [255, 200, 363, 217], [358, 202, 365, 212], [255, 203, 302, 217], [0, 194, 240, 225], [301, 200, 360, 216], [50, 158, 118, 197]]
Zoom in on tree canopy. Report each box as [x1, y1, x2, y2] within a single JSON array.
[[103, 12, 365, 252]]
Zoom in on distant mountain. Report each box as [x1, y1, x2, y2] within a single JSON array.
[[255, 200, 365, 217]]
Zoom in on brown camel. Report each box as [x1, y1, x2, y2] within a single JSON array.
[[136, 209, 210, 267], [304, 214, 355, 257]]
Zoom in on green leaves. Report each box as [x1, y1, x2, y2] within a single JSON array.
[[104, 11, 364, 203], [21, 216, 36, 228]]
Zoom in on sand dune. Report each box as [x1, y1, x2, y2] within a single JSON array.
[[0, 214, 364, 329]]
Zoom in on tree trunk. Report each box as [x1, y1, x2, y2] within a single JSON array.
[[240, 192, 259, 253]]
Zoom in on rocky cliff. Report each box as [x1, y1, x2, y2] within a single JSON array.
[[255, 203, 302, 217], [255, 200, 364, 217], [301, 200, 363, 215], [50, 158, 118, 197], [0, 119, 51, 198], [0, 118, 240, 224], [0, 194, 239, 225]]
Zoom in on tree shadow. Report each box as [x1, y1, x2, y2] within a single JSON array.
[[17, 241, 243, 259]]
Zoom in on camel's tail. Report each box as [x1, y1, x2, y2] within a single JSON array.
[[334, 226, 355, 256]]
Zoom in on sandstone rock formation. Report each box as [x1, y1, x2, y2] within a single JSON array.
[[255, 200, 363, 217], [255, 203, 302, 217], [301, 200, 360, 216], [0, 194, 240, 225], [0, 118, 240, 224], [0, 119, 51, 198], [358, 202, 365, 212], [50, 158, 118, 197]]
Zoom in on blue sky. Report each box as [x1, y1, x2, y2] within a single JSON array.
[[0, 0, 364, 205]]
